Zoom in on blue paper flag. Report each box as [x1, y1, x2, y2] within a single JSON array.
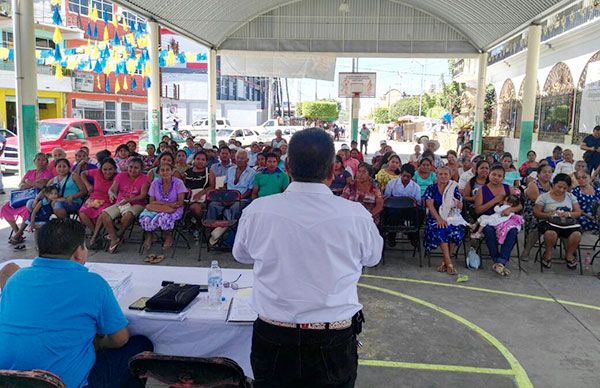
[[103, 9, 109, 24], [86, 22, 92, 37], [7, 48, 13, 61], [112, 32, 120, 46], [196, 53, 207, 61], [105, 76, 110, 92], [158, 56, 166, 67], [130, 20, 136, 32], [53, 44, 62, 61], [93, 59, 104, 73], [145, 77, 151, 88], [52, 6, 62, 26], [177, 52, 186, 64], [131, 77, 137, 90], [101, 45, 110, 58], [93, 24, 98, 38], [122, 34, 128, 46]]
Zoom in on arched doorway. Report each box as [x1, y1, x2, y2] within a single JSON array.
[[573, 51, 600, 143], [539, 62, 574, 142], [498, 79, 517, 136]]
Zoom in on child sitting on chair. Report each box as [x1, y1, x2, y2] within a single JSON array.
[[12, 186, 59, 250], [471, 194, 523, 241]]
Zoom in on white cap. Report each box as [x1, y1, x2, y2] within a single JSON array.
[[202, 142, 213, 150], [340, 144, 350, 150], [380, 140, 387, 145]]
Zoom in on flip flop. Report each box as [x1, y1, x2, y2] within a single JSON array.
[[446, 264, 458, 276], [436, 263, 447, 273], [13, 244, 26, 251], [108, 238, 123, 254], [150, 255, 165, 264], [144, 254, 157, 263]]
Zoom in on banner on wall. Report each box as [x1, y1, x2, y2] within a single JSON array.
[[579, 61, 600, 134]]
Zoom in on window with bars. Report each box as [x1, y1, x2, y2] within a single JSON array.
[[121, 10, 146, 27], [68, 0, 113, 19]]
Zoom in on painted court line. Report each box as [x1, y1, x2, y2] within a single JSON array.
[[358, 283, 534, 388], [359, 359, 515, 376], [362, 274, 600, 312]]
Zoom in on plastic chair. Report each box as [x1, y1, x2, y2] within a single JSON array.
[[129, 352, 250, 388], [379, 196, 423, 266], [535, 232, 583, 275], [0, 369, 65, 388], [199, 190, 242, 261]]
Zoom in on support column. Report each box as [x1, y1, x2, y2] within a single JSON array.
[[208, 48, 218, 145], [267, 77, 274, 119], [351, 58, 359, 142], [147, 20, 161, 146], [518, 24, 541, 164], [473, 52, 488, 155], [13, 0, 39, 174]]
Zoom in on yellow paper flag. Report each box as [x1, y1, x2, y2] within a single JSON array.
[[97, 75, 101, 89], [123, 76, 129, 91], [185, 52, 195, 63], [92, 42, 99, 59], [91, 4, 98, 23], [103, 26, 109, 41], [115, 78, 121, 93], [86, 39, 91, 54], [112, 14, 118, 28], [53, 26, 62, 44], [87, 1, 93, 19], [0, 48, 8, 61], [54, 64, 63, 80], [66, 57, 77, 70], [122, 18, 128, 32], [126, 59, 136, 74], [50, 0, 61, 6]]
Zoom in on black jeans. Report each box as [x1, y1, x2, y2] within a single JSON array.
[[251, 319, 358, 388], [87, 335, 154, 388]]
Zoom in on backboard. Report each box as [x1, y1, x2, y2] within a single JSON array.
[[338, 72, 376, 98]]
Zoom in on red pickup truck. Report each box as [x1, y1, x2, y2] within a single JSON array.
[[0, 118, 142, 173]]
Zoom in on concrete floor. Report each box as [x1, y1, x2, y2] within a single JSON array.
[[1, 136, 599, 387]]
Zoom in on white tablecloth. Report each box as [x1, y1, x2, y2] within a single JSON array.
[[10, 260, 255, 377]]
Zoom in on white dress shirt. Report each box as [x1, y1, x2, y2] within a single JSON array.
[[233, 182, 383, 324]]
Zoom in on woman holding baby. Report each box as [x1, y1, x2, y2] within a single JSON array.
[[474, 164, 523, 276]]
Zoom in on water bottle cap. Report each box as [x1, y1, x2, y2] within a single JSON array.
[[211, 260, 218, 267]]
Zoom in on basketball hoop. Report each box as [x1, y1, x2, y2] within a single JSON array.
[[352, 92, 361, 98]]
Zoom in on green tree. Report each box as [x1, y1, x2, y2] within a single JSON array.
[[301, 101, 339, 121], [483, 84, 496, 129], [296, 102, 303, 117], [372, 107, 390, 124], [389, 97, 420, 119]]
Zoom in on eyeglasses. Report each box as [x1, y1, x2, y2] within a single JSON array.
[[223, 274, 250, 290]]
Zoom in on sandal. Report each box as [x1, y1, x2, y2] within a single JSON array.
[[436, 263, 447, 273], [108, 238, 123, 254], [446, 264, 458, 275], [9, 235, 25, 245], [144, 254, 157, 263], [566, 259, 578, 270], [493, 263, 507, 276], [150, 255, 165, 264], [541, 258, 552, 269], [13, 244, 26, 251]]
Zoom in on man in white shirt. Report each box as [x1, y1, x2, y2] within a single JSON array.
[[234, 128, 382, 387], [458, 155, 481, 191], [553, 148, 575, 179]]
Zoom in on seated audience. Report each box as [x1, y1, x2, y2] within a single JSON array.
[[71, 149, 98, 175], [207, 150, 256, 220], [126, 140, 141, 158], [49, 158, 86, 219], [175, 149, 190, 176], [330, 155, 353, 196], [10, 186, 59, 246], [474, 165, 522, 276], [519, 150, 538, 177], [99, 158, 149, 253], [340, 144, 359, 176], [545, 146, 563, 169], [252, 153, 290, 198], [143, 144, 157, 172], [522, 164, 553, 258], [248, 142, 261, 167], [501, 153, 520, 187], [408, 144, 421, 165], [209, 146, 234, 189], [458, 155, 480, 191], [342, 163, 383, 224], [148, 152, 183, 182], [48, 147, 66, 175], [185, 151, 214, 224], [140, 163, 188, 255], [572, 171, 600, 232], [553, 149, 574, 178], [254, 152, 267, 172], [1, 153, 52, 242], [533, 174, 582, 269], [0, 219, 153, 387], [423, 166, 465, 275], [571, 160, 587, 187], [114, 144, 131, 172], [462, 159, 489, 222], [445, 150, 460, 181], [78, 158, 118, 248], [384, 163, 421, 204], [375, 154, 401, 192], [413, 158, 437, 196]]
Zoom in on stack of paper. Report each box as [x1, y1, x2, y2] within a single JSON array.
[[226, 288, 257, 324], [87, 263, 133, 300]]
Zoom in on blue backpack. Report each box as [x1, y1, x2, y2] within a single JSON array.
[[466, 247, 481, 270]]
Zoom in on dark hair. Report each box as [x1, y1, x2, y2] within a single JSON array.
[[218, 145, 231, 153], [158, 152, 174, 165], [158, 141, 169, 148], [468, 160, 490, 189], [400, 163, 415, 175], [490, 164, 506, 176], [100, 157, 117, 170], [537, 163, 552, 174], [54, 158, 70, 169], [34, 152, 48, 162], [42, 186, 59, 196], [176, 149, 187, 158], [146, 143, 156, 151], [128, 157, 144, 168], [594, 125, 600, 132], [265, 152, 279, 161], [421, 150, 435, 161], [501, 152, 513, 161], [505, 194, 521, 207], [116, 144, 130, 154], [193, 151, 207, 160], [553, 173, 572, 186], [447, 150, 457, 157], [553, 146, 563, 153], [95, 149, 111, 165], [358, 162, 373, 176], [418, 157, 432, 167], [527, 150, 536, 157], [38, 219, 86, 257], [186, 137, 194, 142], [335, 155, 343, 164], [287, 128, 335, 183], [258, 152, 268, 159], [380, 151, 395, 167], [126, 140, 136, 146]]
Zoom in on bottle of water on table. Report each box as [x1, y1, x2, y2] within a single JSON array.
[[208, 260, 223, 306]]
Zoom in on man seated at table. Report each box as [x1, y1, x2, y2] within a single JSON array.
[[0, 219, 153, 387], [207, 149, 256, 221]]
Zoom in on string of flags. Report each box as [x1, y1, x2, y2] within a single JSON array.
[[0, 1, 209, 93]]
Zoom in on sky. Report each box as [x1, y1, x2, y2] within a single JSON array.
[[286, 57, 452, 114]]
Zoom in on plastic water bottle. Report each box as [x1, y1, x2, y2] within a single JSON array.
[[208, 260, 223, 306], [584, 252, 591, 271]]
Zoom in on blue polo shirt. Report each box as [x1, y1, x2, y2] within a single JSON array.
[[225, 165, 257, 196], [0, 258, 128, 388]]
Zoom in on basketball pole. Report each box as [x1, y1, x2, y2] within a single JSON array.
[[351, 58, 359, 143]]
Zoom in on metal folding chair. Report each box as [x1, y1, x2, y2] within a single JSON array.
[[198, 190, 242, 261], [0, 369, 65, 388], [379, 196, 423, 267]]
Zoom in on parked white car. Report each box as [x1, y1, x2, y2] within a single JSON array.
[[254, 119, 303, 134], [216, 128, 261, 147], [257, 128, 298, 144], [180, 118, 231, 138]]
